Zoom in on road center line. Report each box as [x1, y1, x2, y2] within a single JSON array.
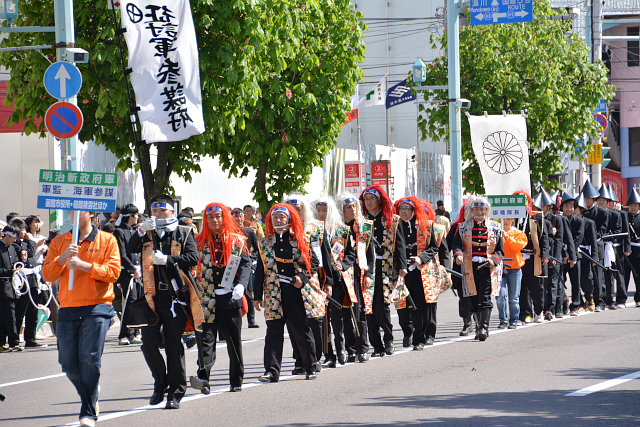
[[565, 370, 640, 397]]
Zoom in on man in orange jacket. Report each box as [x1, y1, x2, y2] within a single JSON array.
[[43, 210, 121, 427]]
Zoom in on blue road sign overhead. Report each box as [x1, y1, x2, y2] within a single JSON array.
[[470, 0, 533, 26], [44, 62, 82, 100], [592, 99, 607, 113]]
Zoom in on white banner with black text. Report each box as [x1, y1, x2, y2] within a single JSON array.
[[121, 0, 205, 142]]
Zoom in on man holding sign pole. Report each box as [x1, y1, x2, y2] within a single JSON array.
[[42, 210, 121, 427]]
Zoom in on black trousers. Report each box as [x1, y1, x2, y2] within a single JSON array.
[[263, 285, 316, 379], [604, 252, 626, 305], [520, 259, 544, 319], [469, 262, 493, 312], [141, 307, 187, 398], [344, 274, 368, 356], [397, 308, 413, 340], [367, 260, 393, 352], [115, 277, 141, 340], [593, 243, 606, 306], [624, 253, 640, 303], [245, 269, 257, 326], [0, 299, 19, 347], [406, 274, 436, 345], [544, 260, 563, 314], [195, 307, 243, 387], [568, 259, 590, 309], [15, 290, 38, 344]]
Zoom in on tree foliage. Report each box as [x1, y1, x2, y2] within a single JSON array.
[[416, 0, 615, 194], [0, 0, 364, 212]]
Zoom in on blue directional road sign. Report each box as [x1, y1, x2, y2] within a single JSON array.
[[44, 62, 82, 100], [592, 99, 607, 113], [470, 0, 533, 26], [45, 102, 84, 139]]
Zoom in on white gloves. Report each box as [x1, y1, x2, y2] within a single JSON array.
[[152, 250, 167, 265], [139, 216, 156, 233], [232, 284, 245, 300]]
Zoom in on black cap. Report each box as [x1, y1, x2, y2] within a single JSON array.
[[561, 191, 576, 206], [575, 192, 588, 210], [598, 184, 612, 201], [607, 183, 619, 203]]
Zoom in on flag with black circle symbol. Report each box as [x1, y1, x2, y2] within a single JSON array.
[[467, 114, 531, 195]]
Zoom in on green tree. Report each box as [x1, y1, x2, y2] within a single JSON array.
[[416, 0, 615, 194], [0, 0, 364, 211]]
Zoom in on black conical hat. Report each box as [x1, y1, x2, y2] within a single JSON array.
[[551, 190, 560, 206], [598, 184, 612, 200], [575, 192, 588, 210], [581, 179, 600, 199], [540, 188, 554, 206], [561, 191, 576, 205], [532, 191, 543, 210], [607, 183, 619, 203], [627, 188, 640, 205]]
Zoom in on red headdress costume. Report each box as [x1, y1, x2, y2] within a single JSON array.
[[512, 190, 534, 214], [394, 196, 431, 232], [360, 185, 394, 229], [452, 199, 467, 226], [195, 202, 242, 273], [265, 203, 311, 274]]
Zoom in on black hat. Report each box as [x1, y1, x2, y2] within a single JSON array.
[[537, 188, 554, 207], [581, 179, 600, 199], [551, 190, 559, 205], [627, 188, 640, 205], [561, 191, 576, 206], [598, 184, 612, 201], [607, 183, 619, 203], [532, 191, 543, 210], [575, 192, 588, 210]]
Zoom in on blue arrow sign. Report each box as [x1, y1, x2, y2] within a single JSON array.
[[44, 62, 82, 100], [470, 0, 533, 26]]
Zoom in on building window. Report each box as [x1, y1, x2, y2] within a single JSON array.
[[629, 127, 640, 166], [628, 27, 639, 67]]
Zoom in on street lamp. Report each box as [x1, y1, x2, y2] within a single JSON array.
[[412, 56, 426, 83], [0, 0, 19, 26]]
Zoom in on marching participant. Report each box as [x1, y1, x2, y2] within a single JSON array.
[[572, 193, 599, 312], [284, 194, 332, 374], [580, 180, 610, 312], [312, 196, 353, 367], [230, 207, 261, 328], [337, 194, 374, 362], [126, 195, 202, 410], [607, 184, 631, 308], [360, 185, 407, 356], [624, 189, 640, 307], [452, 195, 503, 341], [394, 197, 450, 349], [254, 203, 321, 382], [446, 203, 474, 336], [189, 203, 251, 394], [496, 216, 527, 329], [518, 191, 550, 324], [596, 185, 624, 310]]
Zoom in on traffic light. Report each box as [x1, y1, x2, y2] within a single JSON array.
[[602, 145, 611, 168]]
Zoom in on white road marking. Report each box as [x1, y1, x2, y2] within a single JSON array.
[[55, 308, 600, 425], [0, 373, 65, 388], [565, 370, 640, 397]]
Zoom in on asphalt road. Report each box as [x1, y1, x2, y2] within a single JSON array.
[[1, 278, 639, 427]]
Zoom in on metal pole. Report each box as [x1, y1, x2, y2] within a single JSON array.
[[54, 0, 80, 289], [591, 0, 602, 187], [448, 0, 463, 216]]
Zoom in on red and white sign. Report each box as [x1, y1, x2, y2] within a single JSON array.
[[371, 161, 391, 178], [344, 161, 365, 195]]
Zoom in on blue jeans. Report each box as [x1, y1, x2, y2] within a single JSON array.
[[57, 305, 113, 421], [496, 269, 522, 325]]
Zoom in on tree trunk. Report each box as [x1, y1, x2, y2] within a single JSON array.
[[136, 143, 174, 213], [255, 160, 269, 216]]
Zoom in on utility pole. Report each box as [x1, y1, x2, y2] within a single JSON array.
[[591, 0, 603, 187], [448, 0, 463, 216]]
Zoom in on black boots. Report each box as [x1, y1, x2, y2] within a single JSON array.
[[477, 308, 492, 342], [460, 316, 472, 336], [472, 312, 481, 340]]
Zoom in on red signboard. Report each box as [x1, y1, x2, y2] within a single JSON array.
[[602, 169, 627, 204], [371, 161, 391, 178], [344, 163, 361, 179]]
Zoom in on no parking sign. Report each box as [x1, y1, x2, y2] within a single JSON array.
[[45, 102, 83, 139]]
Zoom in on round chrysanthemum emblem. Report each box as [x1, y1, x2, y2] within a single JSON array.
[[482, 131, 523, 174]]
